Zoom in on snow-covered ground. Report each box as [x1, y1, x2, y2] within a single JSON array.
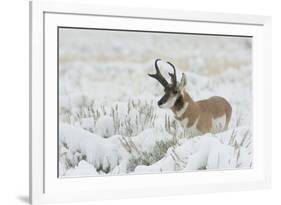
[[58, 28, 252, 177]]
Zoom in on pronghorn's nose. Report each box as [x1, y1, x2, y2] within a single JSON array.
[[157, 100, 163, 106]]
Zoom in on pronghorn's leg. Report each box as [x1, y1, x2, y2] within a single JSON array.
[[224, 105, 232, 130]]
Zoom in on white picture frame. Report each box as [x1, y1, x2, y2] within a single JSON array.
[[29, 1, 272, 204]]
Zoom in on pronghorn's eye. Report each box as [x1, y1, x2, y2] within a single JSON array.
[[173, 90, 178, 94]]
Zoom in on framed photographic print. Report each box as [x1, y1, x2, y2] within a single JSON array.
[[29, 1, 271, 204]]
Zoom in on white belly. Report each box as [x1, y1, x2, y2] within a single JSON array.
[[180, 115, 226, 137], [211, 115, 226, 133]]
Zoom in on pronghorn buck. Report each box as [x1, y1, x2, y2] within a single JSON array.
[[148, 59, 232, 135]]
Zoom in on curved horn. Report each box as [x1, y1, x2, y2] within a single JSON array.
[[166, 61, 177, 86], [148, 59, 169, 88]]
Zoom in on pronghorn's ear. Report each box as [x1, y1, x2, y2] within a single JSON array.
[[178, 73, 187, 90]]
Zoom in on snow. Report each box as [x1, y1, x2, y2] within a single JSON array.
[[131, 128, 174, 153], [65, 160, 99, 177], [134, 127, 251, 173], [58, 28, 252, 177], [59, 123, 125, 175], [95, 115, 114, 138]]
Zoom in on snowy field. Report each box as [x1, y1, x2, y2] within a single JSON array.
[[58, 28, 252, 177]]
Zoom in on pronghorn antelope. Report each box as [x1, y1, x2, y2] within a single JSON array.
[[148, 59, 232, 135]]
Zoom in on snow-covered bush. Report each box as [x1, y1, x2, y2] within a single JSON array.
[[95, 115, 114, 138]]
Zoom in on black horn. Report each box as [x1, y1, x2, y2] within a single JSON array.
[[148, 59, 169, 88], [167, 61, 177, 86]]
